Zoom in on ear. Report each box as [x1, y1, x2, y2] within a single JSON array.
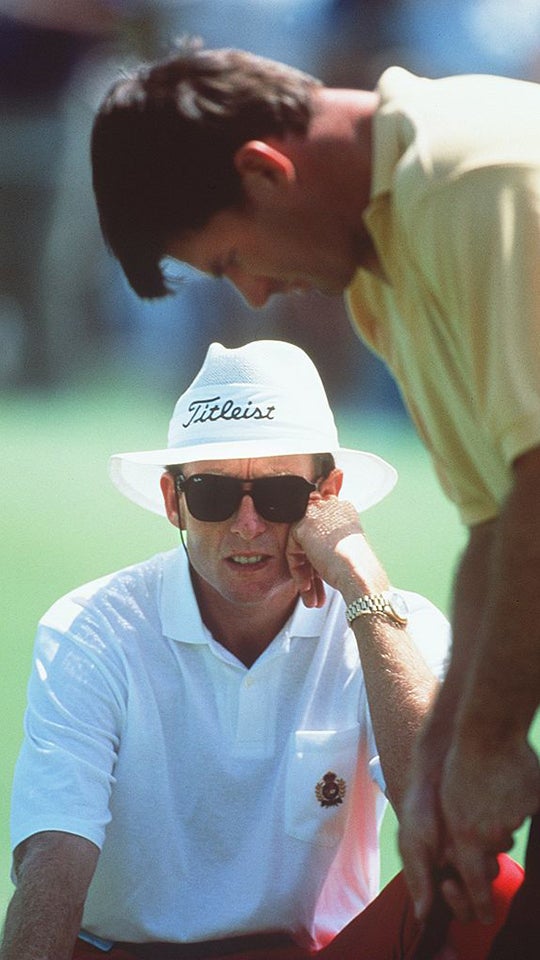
[[160, 473, 183, 530], [318, 468, 343, 498], [234, 140, 297, 197]]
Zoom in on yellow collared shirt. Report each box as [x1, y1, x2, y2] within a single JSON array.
[[347, 67, 540, 526]]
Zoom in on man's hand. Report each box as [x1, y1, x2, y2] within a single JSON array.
[[286, 495, 388, 606], [398, 736, 448, 923], [404, 446, 540, 925], [285, 495, 329, 607], [400, 727, 540, 926], [438, 732, 540, 923], [289, 484, 441, 814]]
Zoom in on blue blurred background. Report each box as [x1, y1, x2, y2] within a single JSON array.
[[2, 0, 539, 405], [2, 0, 540, 926]]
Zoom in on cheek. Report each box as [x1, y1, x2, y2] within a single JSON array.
[[184, 523, 221, 574], [273, 527, 292, 567]]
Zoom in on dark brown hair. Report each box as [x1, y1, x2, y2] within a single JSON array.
[[91, 40, 321, 299]]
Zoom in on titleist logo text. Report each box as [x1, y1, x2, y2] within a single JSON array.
[[183, 396, 276, 427]]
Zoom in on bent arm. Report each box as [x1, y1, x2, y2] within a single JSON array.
[[0, 831, 99, 960], [289, 495, 442, 815], [400, 447, 540, 923], [441, 448, 540, 877]]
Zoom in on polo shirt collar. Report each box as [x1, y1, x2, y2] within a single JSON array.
[[160, 548, 208, 644], [369, 66, 421, 201], [286, 595, 329, 638], [159, 547, 329, 646]]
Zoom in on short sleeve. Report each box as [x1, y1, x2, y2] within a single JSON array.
[[10, 620, 126, 851]]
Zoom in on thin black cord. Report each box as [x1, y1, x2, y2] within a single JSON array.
[[175, 486, 190, 561]]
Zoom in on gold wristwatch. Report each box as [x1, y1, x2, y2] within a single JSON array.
[[345, 591, 409, 626]]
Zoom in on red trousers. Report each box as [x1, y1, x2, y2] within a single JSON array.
[[73, 857, 523, 960]]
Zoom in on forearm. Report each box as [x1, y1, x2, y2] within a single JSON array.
[[415, 518, 498, 763], [455, 458, 540, 746], [398, 459, 540, 922], [0, 833, 99, 960], [351, 613, 438, 815], [1, 887, 83, 960]]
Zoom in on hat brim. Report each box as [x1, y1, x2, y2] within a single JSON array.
[[109, 442, 397, 516]]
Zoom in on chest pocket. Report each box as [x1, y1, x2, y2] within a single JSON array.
[[285, 726, 360, 847]]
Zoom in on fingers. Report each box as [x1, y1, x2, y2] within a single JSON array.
[[308, 571, 326, 607], [285, 537, 326, 607], [402, 840, 436, 923], [443, 879, 494, 927], [438, 873, 475, 924], [285, 534, 313, 593], [399, 778, 444, 922], [437, 739, 540, 922], [444, 851, 496, 925], [399, 817, 439, 922], [299, 570, 327, 608]]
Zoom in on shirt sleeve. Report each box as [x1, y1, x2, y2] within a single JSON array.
[[10, 618, 126, 852], [400, 589, 451, 680], [411, 163, 540, 466]]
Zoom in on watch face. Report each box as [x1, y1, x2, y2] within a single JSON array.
[[389, 591, 408, 620]]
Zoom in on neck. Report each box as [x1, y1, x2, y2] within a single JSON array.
[[309, 87, 378, 217], [281, 86, 379, 272], [190, 568, 299, 668]]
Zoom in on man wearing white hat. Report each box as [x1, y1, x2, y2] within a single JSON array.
[[2, 342, 521, 960]]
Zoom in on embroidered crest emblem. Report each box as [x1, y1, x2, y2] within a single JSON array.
[[315, 771, 346, 808]]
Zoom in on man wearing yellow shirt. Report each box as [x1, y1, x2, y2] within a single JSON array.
[[91, 42, 540, 958]]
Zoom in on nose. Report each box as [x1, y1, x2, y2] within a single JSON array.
[[229, 494, 267, 539], [226, 266, 275, 308]]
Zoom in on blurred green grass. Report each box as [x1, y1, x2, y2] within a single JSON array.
[[1, 381, 535, 922]]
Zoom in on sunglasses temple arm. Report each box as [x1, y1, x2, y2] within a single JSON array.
[[174, 486, 190, 560]]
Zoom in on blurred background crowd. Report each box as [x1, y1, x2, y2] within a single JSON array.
[[1, 0, 540, 410]]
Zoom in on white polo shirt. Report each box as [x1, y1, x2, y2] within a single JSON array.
[[11, 548, 449, 951]]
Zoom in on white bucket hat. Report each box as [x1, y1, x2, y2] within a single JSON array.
[[109, 340, 397, 516]]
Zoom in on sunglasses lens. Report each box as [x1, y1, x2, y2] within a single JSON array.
[[179, 474, 315, 523], [253, 476, 314, 523], [184, 475, 240, 522]]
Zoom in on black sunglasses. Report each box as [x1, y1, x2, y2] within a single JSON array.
[[175, 473, 317, 523]]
